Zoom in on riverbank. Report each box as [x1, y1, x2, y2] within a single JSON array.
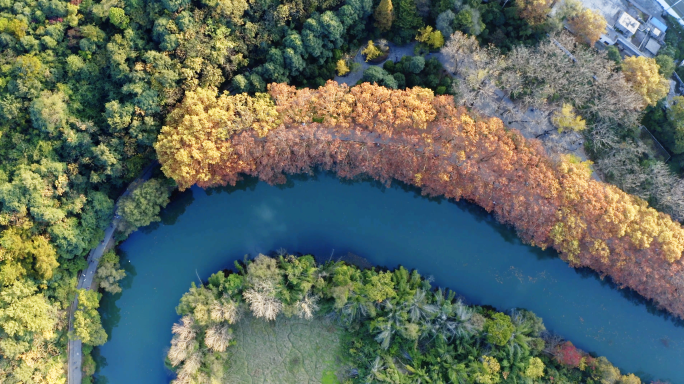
[[67, 162, 159, 384], [95, 173, 683, 383]]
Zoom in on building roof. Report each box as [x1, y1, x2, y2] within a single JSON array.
[[645, 38, 662, 54], [650, 17, 668, 33], [617, 12, 640, 35]]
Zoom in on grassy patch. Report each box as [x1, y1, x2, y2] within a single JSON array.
[[224, 315, 348, 383]]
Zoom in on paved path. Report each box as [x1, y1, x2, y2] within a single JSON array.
[[67, 162, 158, 384]]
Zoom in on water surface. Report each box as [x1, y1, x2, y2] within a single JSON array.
[[96, 173, 683, 383]]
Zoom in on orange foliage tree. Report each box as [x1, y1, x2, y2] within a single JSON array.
[[515, 0, 554, 25], [568, 9, 607, 45], [157, 81, 684, 319]]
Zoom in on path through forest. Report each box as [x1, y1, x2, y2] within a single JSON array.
[[67, 162, 158, 384]]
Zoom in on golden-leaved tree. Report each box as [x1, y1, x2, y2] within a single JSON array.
[[552, 104, 586, 132], [154, 87, 279, 190], [515, 0, 554, 25], [158, 81, 684, 319], [622, 56, 670, 107], [568, 8, 607, 45]]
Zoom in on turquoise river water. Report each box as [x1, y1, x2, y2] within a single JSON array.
[[96, 173, 683, 383]]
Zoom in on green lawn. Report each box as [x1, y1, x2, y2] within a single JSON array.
[[223, 315, 348, 384]]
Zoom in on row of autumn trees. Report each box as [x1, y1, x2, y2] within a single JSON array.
[[156, 81, 684, 319], [168, 254, 642, 383]]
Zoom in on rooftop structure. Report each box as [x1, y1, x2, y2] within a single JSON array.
[[616, 11, 641, 35], [645, 38, 662, 54], [649, 16, 668, 32]]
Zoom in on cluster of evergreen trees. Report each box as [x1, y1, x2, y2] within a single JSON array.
[[168, 254, 645, 383]]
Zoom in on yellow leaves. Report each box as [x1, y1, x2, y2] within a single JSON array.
[[622, 56, 670, 107], [373, 0, 394, 32], [550, 208, 585, 264], [361, 40, 383, 62], [457, 150, 466, 162], [416, 26, 445, 49], [336, 59, 350, 76], [156, 87, 280, 190], [552, 104, 586, 133], [0, 18, 28, 39], [515, 0, 554, 25], [460, 114, 476, 137], [568, 9, 607, 45], [589, 239, 610, 262]]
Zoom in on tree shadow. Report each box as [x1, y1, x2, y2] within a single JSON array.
[[205, 175, 260, 195], [92, 346, 109, 384], [573, 267, 684, 328], [160, 188, 195, 226], [99, 249, 138, 337]]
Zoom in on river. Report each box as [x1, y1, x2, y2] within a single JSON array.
[[95, 172, 683, 383]]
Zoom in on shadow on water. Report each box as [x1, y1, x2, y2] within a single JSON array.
[[99, 249, 137, 337], [160, 188, 195, 226], [92, 345, 109, 384], [205, 175, 260, 195], [574, 267, 684, 329]]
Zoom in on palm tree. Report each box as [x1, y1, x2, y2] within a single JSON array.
[[364, 356, 385, 384], [340, 295, 374, 324], [372, 301, 405, 349], [451, 300, 476, 338], [425, 291, 476, 342], [405, 289, 437, 323]]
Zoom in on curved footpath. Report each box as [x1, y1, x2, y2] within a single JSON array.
[[67, 162, 158, 384]]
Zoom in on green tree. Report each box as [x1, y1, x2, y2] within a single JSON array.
[[406, 56, 425, 73], [72, 289, 107, 345], [109, 7, 130, 29], [29, 91, 68, 135], [0, 280, 56, 339], [95, 251, 126, 294], [394, 0, 423, 30], [606, 45, 621, 64], [485, 312, 514, 346], [656, 54, 676, 78], [361, 66, 398, 88], [374, 0, 395, 32], [116, 178, 174, 236], [667, 96, 684, 153]]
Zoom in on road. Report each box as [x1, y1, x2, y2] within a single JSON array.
[[67, 162, 158, 384]]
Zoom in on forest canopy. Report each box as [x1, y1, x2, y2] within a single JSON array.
[[0, 0, 678, 380]]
